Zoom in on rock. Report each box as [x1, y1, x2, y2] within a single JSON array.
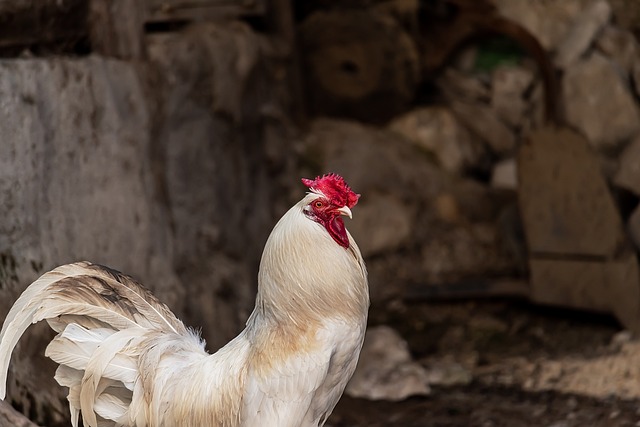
[[563, 53, 640, 150], [595, 25, 639, 74], [388, 106, 486, 173], [438, 68, 490, 102], [610, 330, 633, 348], [554, 0, 611, 69], [425, 357, 473, 387], [628, 205, 640, 251], [348, 193, 413, 257], [614, 135, 640, 195], [346, 326, 431, 401], [434, 193, 465, 224], [493, 0, 586, 51], [491, 65, 535, 129], [301, 118, 446, 202], [608, 0, 640, 36], [491, 158, 518, 189], [448, 99, 517, 156], [522, 341, 640, 399]]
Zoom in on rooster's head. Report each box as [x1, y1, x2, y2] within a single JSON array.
[[302, 174, 360, 248]]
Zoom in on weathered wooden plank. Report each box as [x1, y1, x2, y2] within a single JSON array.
[[145, 0, 266, 23], [518, 126, 625, 257], [89, 0, 145, 59], [529, 255, 640, 332], [0, 0, 88, 55]]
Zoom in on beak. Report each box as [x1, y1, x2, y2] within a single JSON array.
[[337, 206, 353, 219]]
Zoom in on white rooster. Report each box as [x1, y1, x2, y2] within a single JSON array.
[[0, 173, 368, 427]]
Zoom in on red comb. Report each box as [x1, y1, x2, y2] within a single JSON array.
[[302, 173, 360, 208]]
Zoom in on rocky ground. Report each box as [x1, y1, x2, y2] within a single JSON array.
[[329, 299, 640, 426]]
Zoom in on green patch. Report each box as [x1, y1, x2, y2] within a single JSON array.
[[473, 36, 525, 73]]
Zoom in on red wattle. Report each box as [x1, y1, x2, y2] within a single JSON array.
[[326, 216, 349, 248]]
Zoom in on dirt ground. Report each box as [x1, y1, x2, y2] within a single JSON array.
[[329, 299, 640, 426]]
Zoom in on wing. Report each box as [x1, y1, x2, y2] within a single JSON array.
[[0, 261, 203, 427]]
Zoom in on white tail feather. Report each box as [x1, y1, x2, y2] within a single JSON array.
[[0, 261, 195, 427], [79, 329, 143, 427], [0, 265, 90, 398]]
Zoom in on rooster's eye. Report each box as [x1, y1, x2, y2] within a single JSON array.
[[314, 201, 324, 208]]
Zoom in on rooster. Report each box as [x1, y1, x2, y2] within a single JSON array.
[[0, 173, 368, 427]]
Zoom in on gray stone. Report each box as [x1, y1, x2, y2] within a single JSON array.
[[491, 158, 518, 189], [595, 25, 639, 73], [493, 0, 586, 51], [346, 326, 430, 401], [554, 0, 611, 69], [563, 53, 640, 150], [348, 193, 413, 257], [614, 135, 640, 195], [448, 99, 517, 156], [438, 68, 490, 102], [425, 358, 473, 387], [491, 65, 535, 128], [388, 106, 485, 173], [301, 118, 446, 202]]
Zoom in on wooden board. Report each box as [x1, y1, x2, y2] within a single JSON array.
[[530, 255, 640, 332], [0, 0, 88, 55], [519, 126, 640, 331], [518, 126, 625, 257], [145, 0, 267, 23]]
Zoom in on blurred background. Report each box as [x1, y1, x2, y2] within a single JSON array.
[[1, 0, 640, 425]]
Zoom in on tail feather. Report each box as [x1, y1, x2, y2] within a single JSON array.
[[94, 390, 130, 423], [0, 264, 89, 398], [0, 261, 197, 427], [79, 329, 143, 427], [46, 325, 138, 387], [55, 365, 82, 427]]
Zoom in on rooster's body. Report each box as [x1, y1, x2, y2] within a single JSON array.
[[0, 174, 368, 427]]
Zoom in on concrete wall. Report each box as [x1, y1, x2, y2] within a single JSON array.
[[0, 22, 291, 425]]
